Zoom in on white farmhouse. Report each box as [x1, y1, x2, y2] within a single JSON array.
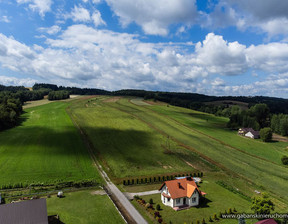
[[159, 177, 206, 211]]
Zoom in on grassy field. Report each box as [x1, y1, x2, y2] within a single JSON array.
[[68, 97, 213, 179], [68, 96, 288, 211], [47, 190, 125, 224], [0, 101, 102, 187]]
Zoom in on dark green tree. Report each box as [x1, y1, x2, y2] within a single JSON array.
[[260, 128, 273, 142]]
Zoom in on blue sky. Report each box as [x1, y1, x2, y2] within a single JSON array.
[[0, 0, 288, 98]]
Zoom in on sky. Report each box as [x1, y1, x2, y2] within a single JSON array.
[[0, 0, 288, 98]]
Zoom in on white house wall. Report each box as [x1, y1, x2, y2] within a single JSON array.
[[188, 191, 199, 206], [245, 132, 254, 139]]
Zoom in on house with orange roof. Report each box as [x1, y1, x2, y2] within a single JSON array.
[[159, 177, 206, 211]]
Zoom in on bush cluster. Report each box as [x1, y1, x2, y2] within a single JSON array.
[[134, 196, 165, 223]]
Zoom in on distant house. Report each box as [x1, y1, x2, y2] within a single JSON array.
[[255, 219, 277, 224], [159, 177, 206, 211], [245, 130, 260, 139], [238, 128, 260, 139], [0, 198, 48, 224]]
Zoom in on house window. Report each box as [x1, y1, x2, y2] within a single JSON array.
[[192, 197, 196, 203], [176, 198, 181, 204], [168, 198, 170, 202]]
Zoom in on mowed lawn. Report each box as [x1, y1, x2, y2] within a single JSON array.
[[47, 190, 125, 224], [134, 181, 254, 224], [0, 101, 101, 187]]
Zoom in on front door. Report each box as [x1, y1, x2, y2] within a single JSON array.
[[183, 197, 186, 205]]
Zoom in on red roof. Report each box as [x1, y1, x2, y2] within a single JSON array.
[[255, 219, 277, 224], [159, 177, 205, 199]]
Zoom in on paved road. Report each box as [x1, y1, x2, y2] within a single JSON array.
[[124, 190, 160, 200], [106, 182, 148, 224], [98, 164, 148, 224]]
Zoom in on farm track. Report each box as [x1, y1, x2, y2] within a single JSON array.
[[66, 102, 147, 224]]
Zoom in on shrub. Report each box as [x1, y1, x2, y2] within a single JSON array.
[[156, 204, 161, 211], [228, 208, 232, 214], [134, 195, 140, 200], [154, 211, 160, 218], [282, 156, 288, 165], [149, 198, 154, 204]]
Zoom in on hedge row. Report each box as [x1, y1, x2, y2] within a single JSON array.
[[123, 172, 203, 186], [0, 180, 100, 190]]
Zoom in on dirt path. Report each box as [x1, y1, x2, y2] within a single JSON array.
[[273, 134, 288, 142], [124, 190, 160, 200]]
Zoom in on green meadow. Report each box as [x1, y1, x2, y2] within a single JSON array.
[[0, 101, 101, 187], [68, 96, 288, 209]]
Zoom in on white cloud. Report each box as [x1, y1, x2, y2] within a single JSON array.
[[70, 5, 91, 22], [92, 10, 106, 26], [38, 25, 61, 35], [0, 16, 10, 23], [1, 28, 288, 96], [209, 0, 288, 37], [0, 76, 37, 87], [246, 42, 288, 73], [64, 5, 106, 27], [17, 0, 52, 17], [105, 0, 198, 36], [195, 33, 248, 76]]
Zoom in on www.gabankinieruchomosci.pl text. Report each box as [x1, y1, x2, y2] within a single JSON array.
[[221, 213, 288, 219]]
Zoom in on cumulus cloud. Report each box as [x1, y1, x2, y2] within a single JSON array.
[[17, 0, 52, 17], [105, 0, 198, 36], [195, 33, 248, 76]]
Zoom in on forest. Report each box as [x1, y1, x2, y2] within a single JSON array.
[[1, 83, 288, 135]]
